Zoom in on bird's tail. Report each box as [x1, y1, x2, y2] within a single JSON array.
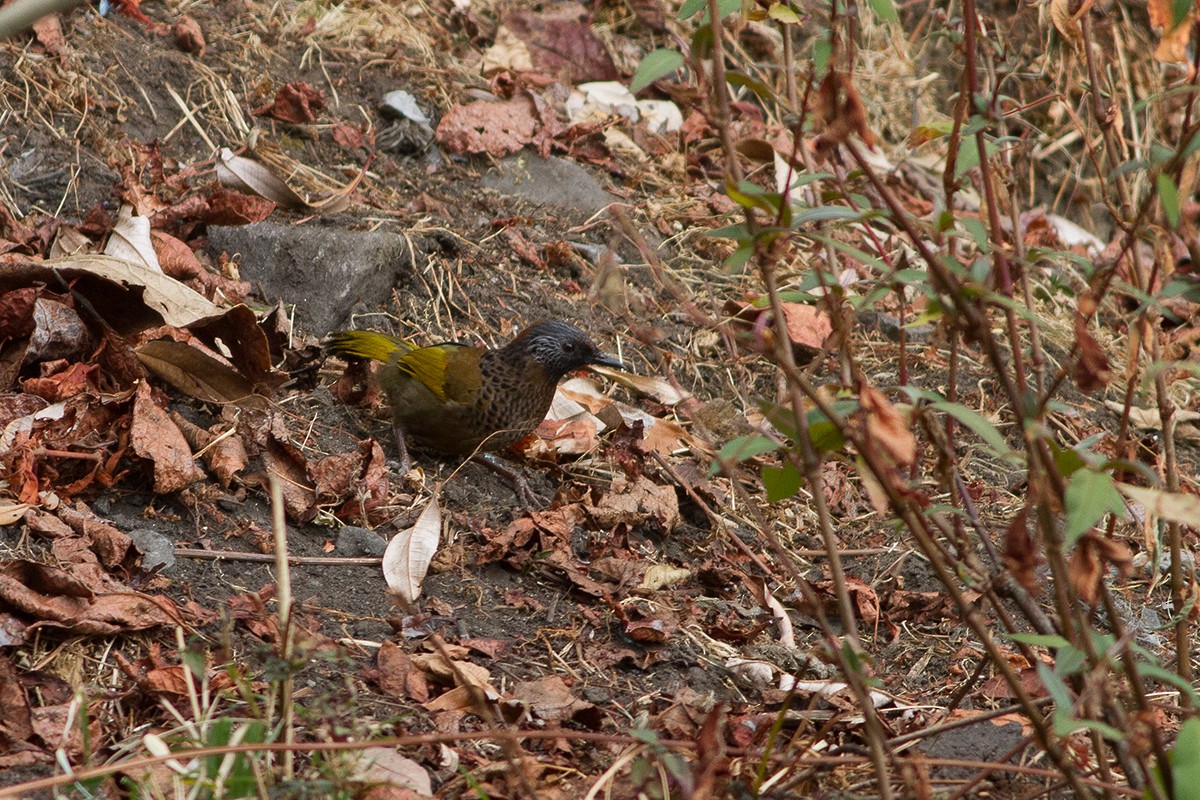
[[326, 330, 413, 363]]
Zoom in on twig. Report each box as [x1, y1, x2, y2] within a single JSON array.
[[173, 548, 381, 566]]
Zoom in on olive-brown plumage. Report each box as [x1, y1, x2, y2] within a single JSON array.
[[327, 321, 623, 471]]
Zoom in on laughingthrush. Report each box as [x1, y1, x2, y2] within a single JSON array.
[[327, 321, 623, 490]]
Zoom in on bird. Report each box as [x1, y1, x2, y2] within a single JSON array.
[[326, 320, 624, 500]]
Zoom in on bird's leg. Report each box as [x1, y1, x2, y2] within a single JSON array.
[[472, 453, 548, 507], [393, 424, 413, 474]]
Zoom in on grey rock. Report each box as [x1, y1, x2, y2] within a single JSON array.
[[336, 525, 387, 557], [481, 152, 617, 214], [206, 222, 415, 335], [129, 528, 176, 573]]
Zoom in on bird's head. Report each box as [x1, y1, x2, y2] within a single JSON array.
[[506, 320, 624, 379]]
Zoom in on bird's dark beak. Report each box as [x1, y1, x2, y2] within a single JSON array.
[[589, 353, 626, 372]]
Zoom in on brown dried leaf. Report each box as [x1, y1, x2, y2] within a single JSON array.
[[1148, 0, 1194, 61], [1072, 313, 1112, 392], [501, 3, 619, 83], [55, 503, 134, 569], [511, 676, 596, 722], [813, 70, 876, 150], [201, 188, 277, 225], [860, 385, 916, 466], [1002, 505, 1041, 594], [136, 340, 256, 405], [1068, 532, 1132, 606], [173, 15, 205, 55], [253, 82, 326, 124], [0, 560, 183, 635], [586, 475, 680, 532], [368, 641, 430, 702], [129, 382, 204, 493], [436, 96, 541, 157]]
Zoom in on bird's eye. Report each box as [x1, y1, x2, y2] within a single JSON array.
[[562, 341, 576, 353]]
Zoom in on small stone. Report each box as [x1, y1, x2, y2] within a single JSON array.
[[129, 529, 176, 573], [336, 526, 387, 557]]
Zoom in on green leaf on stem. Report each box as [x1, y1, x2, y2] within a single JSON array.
[[927, 400, 1013, 459], [762, 463, 802, 501], [867, 0, 899, 23], [631, 49, 684, 92], [1064, 469, 1126, 546], [768, 2, 801, 23], [1157, 172, 1181, 229], [714, 434, 783, 471]]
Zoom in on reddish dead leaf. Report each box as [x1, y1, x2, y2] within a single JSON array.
[[511, 675, 598, 724], [585, 475, 680, 533], [55, 503, 134, 570], [723, 299, 832, 365], [460, 638, 513, 659], [503, 228, 548, 270], [366, 641, 430, 702], [254, 82, 326, 124], [31, 13, 66, 55], [625, 618, 670, 643], [171, 413, 247, 488], [979, 667, 1047, 700], [860, 385, 916, 467], [436, 95, 542, 157], [308, 450, 362, 502], [172, 15, 205, 55], [1072, 312, 1112, 392], [23, 362, 98, 402], [1002, 505, 1041, 594], [253, 436, 317, 522], [0, 287, 39, 340], [331, 122, 368, 149], [813, 70, 876, 151], [1069, 532, 1132, 606], [0, 560, 183, 635], [1148, 0, 1193, 62], [227, 585, 280, 641], [0, 655, 34, 749], [201, 188, 277, 225], [502, 3, 619, 83], [501, 589, 545, 612], [886, 590, 957, 624], [130, 382, 204, 493], [31, 703, 99, 759]]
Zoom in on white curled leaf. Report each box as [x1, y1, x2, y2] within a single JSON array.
[[383, 496, 442, 603], [105, 206, 162, 273]]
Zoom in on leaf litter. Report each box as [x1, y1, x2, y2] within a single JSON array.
[[0, 0, 1197, 796]]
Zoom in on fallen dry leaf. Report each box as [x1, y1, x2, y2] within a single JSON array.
[[129, 382, 204, 493], [383, 496, 442, 604], [436, 95, 542, 157], [586, 474, 680, 532], [860, 385, 916, 467], [1068, 531, 1132, 606]]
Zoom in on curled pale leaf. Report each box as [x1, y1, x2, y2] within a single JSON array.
[[383, 495, 442, 603], [47, 254, 222, 328], [589, 364, 692, 405], [1118, 484, 1200, 526], [215, 148, 307, 208], [105, 206, 163, 273]]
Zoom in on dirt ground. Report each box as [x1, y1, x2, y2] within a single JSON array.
[[2, 0, 1196, 797]]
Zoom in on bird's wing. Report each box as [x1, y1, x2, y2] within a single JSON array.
[[396, 343, 481, 404]]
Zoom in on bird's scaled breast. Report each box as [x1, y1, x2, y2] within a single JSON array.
[[470, 353, 558, 448]]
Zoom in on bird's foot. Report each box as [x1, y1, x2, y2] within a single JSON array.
[[473, 453, 550, 508], [392, 424, 413, 475]]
